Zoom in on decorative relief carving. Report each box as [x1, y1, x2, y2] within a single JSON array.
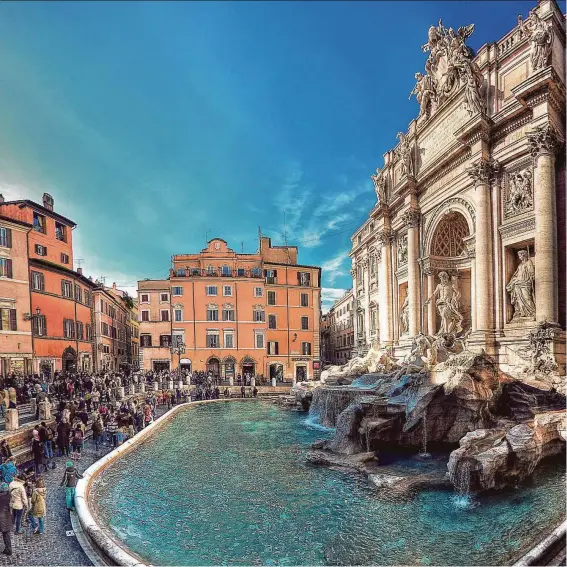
[[506, 250, 536, 321], [402, 209, 421, 228], [505, 168, 533, 218], [223, 303, 234, 310], [410, 20, 485, 120], [397, 235, 408, 266], [467, 157, 500, 187], [395, 132, 415, 178], [498, 218, 536, 241], [370, 167, 387, 206], [527, 123, 563, 158], [518, 9, 553, 71]]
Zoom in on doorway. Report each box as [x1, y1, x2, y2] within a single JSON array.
[[62, 347, 77, 373], [295, 365, 307, 382], [207, 358, 220, 376], [270, 363, 284, 382]]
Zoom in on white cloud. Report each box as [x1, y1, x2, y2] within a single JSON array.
[[321, 287, 350, 313], [321, 250, 351, 285]]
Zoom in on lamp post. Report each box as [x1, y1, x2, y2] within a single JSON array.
[[170, 340, 186, 374]]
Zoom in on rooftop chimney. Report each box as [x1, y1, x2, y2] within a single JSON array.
[[77, 267, 83, 276], [42, 193, 54, 211], [0, 194, 4, 204], [112, 282, 117, 289]]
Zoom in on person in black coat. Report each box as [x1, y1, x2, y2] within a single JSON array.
[[0, 483, 11, 555], [31, 431, 46, 476], [57, 420, 71, 457]]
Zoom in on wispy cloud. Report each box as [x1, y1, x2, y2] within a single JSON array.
[[321, 287, 350, 313], [321, 249, 351, 285], [298, 179, 371, 248]]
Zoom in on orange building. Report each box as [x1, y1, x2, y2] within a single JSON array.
[[0, 194, 96, 376], [138, 237, 322, 382], [92, 283, 131, 372], [0, 212, 33, 376]]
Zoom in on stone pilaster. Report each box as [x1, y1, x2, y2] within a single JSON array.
[[377, 228, 393, 345], [467, 157, 499, 332], [402, 209, 421, 337], [527, 124, 562, 324], [425, 271, 436, 336]]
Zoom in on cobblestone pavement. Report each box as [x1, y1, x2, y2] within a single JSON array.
[[0, 406, 168, 566]]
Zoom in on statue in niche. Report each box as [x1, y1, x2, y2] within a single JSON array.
[[506, 169, 533, 216], [424, 271, 463, 335], [396, 132, 414, 177], [397, 236, 408, 265], [506, 250, 536, 320], [370, 167, 387, 205], [519, 10, 554, 71], [399, 295, 409, 335]]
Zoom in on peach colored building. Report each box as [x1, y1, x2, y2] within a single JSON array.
[[0, 213, 33, 376], [0, 193, 96, 376], [93, 283, 130, 373], [138, 237, 322, 382]]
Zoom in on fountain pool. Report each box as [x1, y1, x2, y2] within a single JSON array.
[[90, 401, 566, 566]]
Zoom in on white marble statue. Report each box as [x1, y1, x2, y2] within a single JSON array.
[[506, 250, 536, 320], [399, 295, 409, 335], [519, 10, 554, 71], [425, 271, 464, 335], [371, 167, 387, 205]]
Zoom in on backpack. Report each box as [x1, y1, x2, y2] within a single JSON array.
[[73, 430, 83, 443]]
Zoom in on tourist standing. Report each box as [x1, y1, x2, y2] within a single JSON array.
[[59, 461, 83, 512], [56, 420, 71, 458], [0, 483, 11, 555], [0, 441, 12, 464], [92, 416, 104, 451], [0, 458, 16, 485], [29, 477, 46, 535], [9, 474, 27, 534], [71, 426, 84, 459], [31, 430, 46, 476]]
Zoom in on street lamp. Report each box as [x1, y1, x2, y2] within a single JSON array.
[[170, 339, 186, 373]]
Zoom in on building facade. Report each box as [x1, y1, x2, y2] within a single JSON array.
[[350, 0, 565, 371], [138, 237, 322, 382], [323, 290, 355, 366], [93, 283, 130, 373], [0, 194, 96, 376], [0, 214, 33, 376]]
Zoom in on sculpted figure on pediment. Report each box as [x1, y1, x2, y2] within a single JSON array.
[[412, 20, 485, 119], [370, 167, 387, 205], [519, 10, 554, 71], [395, 132, 414, 178]]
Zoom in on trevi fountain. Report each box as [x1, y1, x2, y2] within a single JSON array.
[[77, 2, 565, 566]]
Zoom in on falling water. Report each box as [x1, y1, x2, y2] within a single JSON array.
[[418, 408, 432, 459], [365, 427, 370, 453], [450, 460, 476, 510]]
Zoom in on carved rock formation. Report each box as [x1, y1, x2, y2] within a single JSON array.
[[447, 411, 566, 491]]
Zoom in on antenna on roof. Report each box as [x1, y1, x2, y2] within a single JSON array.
[[241, 241, 244, 253], [205, 229, 210, 243], [75, 258, 84, 270], [99, 275, 106, 286], [283, 209, 292, 265]]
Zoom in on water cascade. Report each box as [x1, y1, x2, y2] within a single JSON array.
[[418, 408, 432, 459]]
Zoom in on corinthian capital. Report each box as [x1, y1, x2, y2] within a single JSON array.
[[467, 157, 500, 187], [376, 228, 393, 247], [401, 208, 420, 228], [527, 124, 563, 159]]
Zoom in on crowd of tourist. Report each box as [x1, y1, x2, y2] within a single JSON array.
[[0, 366, 270, 555]]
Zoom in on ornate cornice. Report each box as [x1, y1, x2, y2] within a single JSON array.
[[527, 123, 564, 159], [467, 157, 500, 187], [401, 208, 421, 228], [498, 217, 536, 241]]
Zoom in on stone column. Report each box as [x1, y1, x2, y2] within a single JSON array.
[[167, 380, 174, 391], [470, 259, 477, 332], [378, 229, 393, 345], [362, 256, 371, 345], [403, 209, 421, 337], [426, 272, 436, 336], [39, 401, 51, 421], [5, 409, 18, 431], [228, 376, 234, 387], [528, 124, 561, 323], [30, 398, 37, 418], [271, 377, 276, 387], [178, 380, 183, 390], [251, 375, 256, 387], [118, 387, 125, 400], [139, 383, 145, 393], [468, 158, 498, 332], [153, 382, 159, 392]]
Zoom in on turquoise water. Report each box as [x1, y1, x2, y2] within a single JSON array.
[[91, 401, 566, 566]]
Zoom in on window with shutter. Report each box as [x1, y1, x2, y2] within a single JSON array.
[[9, 309, 16, 331], [0, 227, 11, 248]]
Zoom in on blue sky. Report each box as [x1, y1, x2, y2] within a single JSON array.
[[0, 0, 551, 310]]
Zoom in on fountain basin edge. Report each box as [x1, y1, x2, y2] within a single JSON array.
[[75, 399, 260, 567]]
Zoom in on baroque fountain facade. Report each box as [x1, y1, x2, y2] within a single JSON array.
[[310, 0, 566, 497]]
